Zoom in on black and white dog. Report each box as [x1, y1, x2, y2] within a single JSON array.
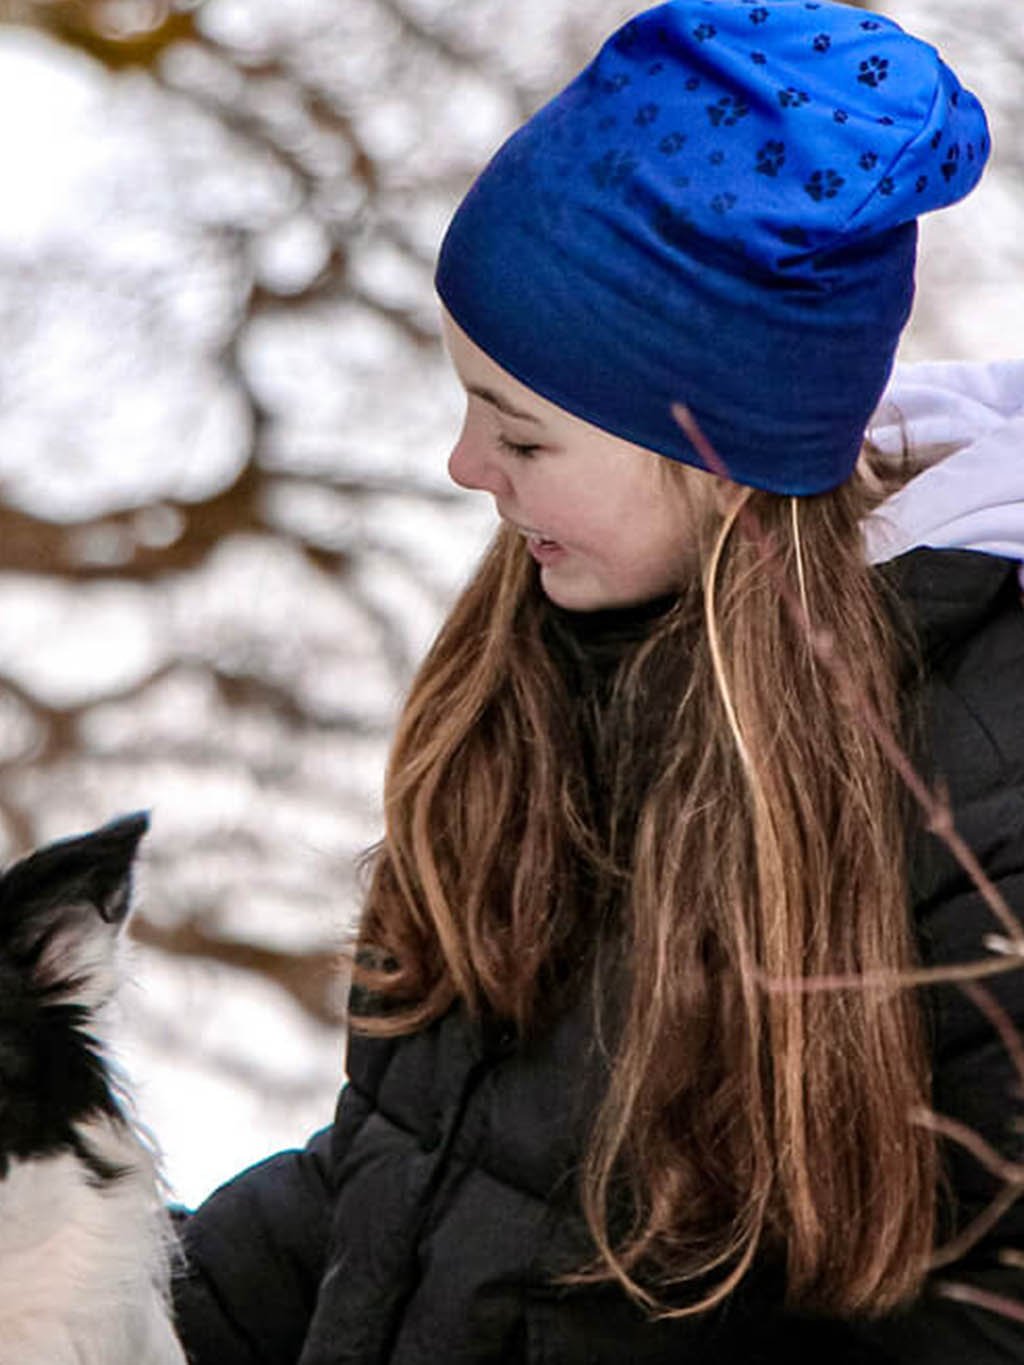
[[0, 813, 186, 1364]]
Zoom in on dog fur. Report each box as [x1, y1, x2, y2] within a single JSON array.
[[0, 813, 187, 1365]]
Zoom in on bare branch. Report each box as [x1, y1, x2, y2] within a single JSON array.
[[934, 1278, 1024, 1325], [961, 981, 1024, 1097], [3, 1, 199, 68], [673, 402, 1024, 953], [672, 403, 1024, 1307], [757, 954, 1024, 997], [129, 913, 348, 1026], [910, 1109, 1024, 1188]]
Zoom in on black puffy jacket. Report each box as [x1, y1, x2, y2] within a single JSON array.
[[174, 549, 1024, 1365]]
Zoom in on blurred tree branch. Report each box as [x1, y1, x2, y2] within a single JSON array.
[[0, 0, 521, 1043], [129, 910, 348, 1024], [0, 0, 198, 65]]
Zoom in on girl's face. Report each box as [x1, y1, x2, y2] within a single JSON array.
[[442, 309, 711, 611]]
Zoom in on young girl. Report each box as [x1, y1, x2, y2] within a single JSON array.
[[172, 3, 1024, 1361]]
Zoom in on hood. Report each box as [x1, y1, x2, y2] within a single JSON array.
[[862, 358, 1024, 588]]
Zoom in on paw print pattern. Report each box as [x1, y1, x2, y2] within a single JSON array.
[[805, 168, 845, 201], [931, 131, 943, 150], [756, 140, 786, 176], [708, 149, 725, 166], [915, 175, 929, 193], [858, 56, 889, 88], [634, 103, 659, 127], [613, 19, 641, 52], [750, 50, 767, 65], [860, 19, 882, 30], [693, 22, 717, 42], [778, 87, 810, 109], [812, 33, 831, 53], [941, 144, 961, 182], [707, 95, 750, 127], [749, 6, 770, 24], [685, 77, 702, 91], [878, 177, 895, 196], [658, 131, 688, 155], [601, 74, 632, 94], [589, 149, 638, 190], [859, 151, 879, 171], [711, 192, 737, 214], [833, 109, 849, 124], [647, 62, 665, 76]]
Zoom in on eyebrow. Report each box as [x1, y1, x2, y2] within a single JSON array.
[[467, 384, 544, 425]]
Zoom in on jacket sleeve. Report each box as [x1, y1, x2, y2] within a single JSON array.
[[171, 1125, 333, 1365], [172, 1078, 373, 1365], [168, 1010, 393, 1359]]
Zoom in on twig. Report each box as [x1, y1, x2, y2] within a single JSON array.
[[757, 953, 1024, 996], [929, 1184, 1024, 1271], [909, 1111, 1024, 1269], [909, 1109, 1024, 1187], [129, 913, 348, 1026], [961, 981, 1024, 1096], [933, 1279, 1024, 1325], [671, 403, 1024, 1305], [672, 402, 1024, 953]]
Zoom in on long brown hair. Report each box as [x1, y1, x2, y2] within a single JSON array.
[[354, 464, 937, 1319]]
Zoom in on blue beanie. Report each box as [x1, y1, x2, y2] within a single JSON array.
[[435, 0, 990, 495]]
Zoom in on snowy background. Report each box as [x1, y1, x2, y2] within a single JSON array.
[[0, 0, 1021, 1208]]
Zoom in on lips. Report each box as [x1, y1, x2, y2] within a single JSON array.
[[523, 533, 567, 565], [508, 521, 563, 551]]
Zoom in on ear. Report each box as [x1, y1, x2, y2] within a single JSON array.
[[0, 812, 150, 932]]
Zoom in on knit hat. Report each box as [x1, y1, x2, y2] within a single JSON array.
[[435, 0, 990, 495]]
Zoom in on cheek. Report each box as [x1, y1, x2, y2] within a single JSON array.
[[616, 495, 690, 578]]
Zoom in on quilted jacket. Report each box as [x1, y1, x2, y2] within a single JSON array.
[[173, 547, 1024, 1365], [174, 361, 1024, 1362]]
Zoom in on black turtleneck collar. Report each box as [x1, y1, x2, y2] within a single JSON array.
[[545, 591, 679, 645], [541, 592, 679, 692], [538, 548, 1019, 690]]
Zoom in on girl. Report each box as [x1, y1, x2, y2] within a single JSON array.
[[173, 3, 1024, 1361]]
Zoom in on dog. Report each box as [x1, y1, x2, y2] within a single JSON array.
[[0, 812, 187, 1365]]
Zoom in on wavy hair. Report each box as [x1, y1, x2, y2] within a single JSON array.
[[353, 463, 936, 1319]]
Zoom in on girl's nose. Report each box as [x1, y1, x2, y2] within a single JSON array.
[[447, 431, 512, 497]]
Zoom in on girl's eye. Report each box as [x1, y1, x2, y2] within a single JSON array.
[[496, 434, 541, 459]]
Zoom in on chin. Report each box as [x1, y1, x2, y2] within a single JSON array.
[[539, 565, 660, 613], [538, 569, 608, 612]]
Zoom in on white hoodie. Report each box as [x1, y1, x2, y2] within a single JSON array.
[[863, 359, 1024, 589]]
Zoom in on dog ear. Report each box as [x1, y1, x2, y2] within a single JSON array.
[[0, 812, 150, 930], [0, 812, 151, 1007], [0, 814, 151, 1002]]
